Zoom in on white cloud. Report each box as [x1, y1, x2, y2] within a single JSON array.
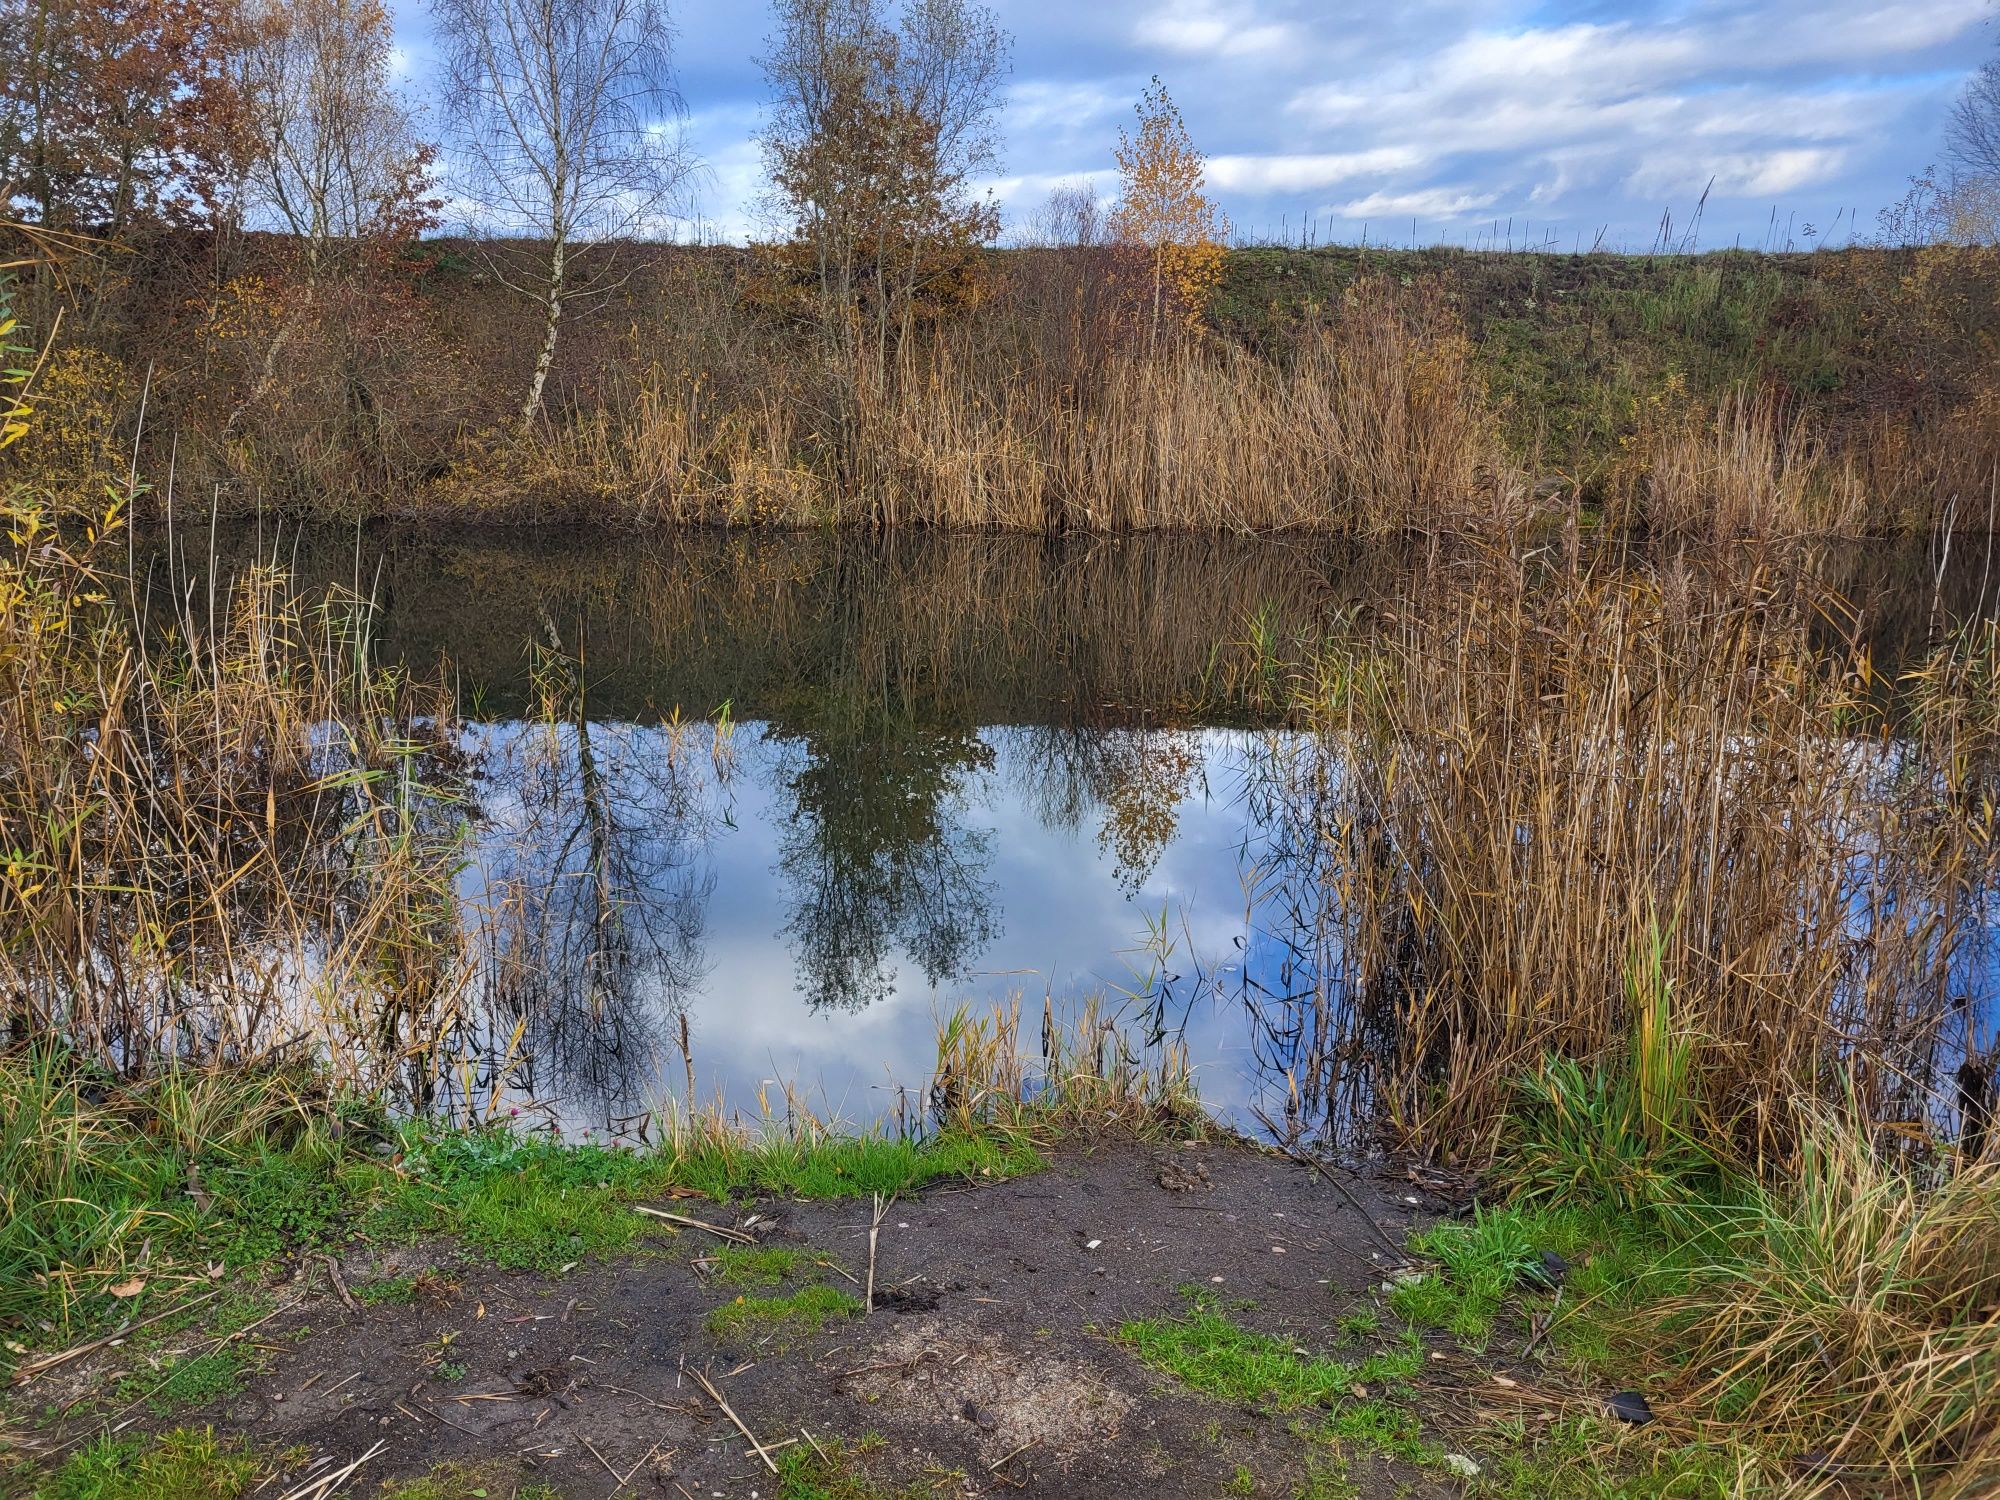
[[1207, 147, 1427, 193], [401, 0, 1999, 246], [1337, 187, 1499, 219], [1135, 0, 1303, 61], [1006, 81, 1124, 134], [1628, 147, 1850, 201]]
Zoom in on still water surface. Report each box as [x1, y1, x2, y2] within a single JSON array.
[[159, 526, 2000, 1138]]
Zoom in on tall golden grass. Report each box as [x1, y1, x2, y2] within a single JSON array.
[[1290, 549, 1996, 1169], [0, 497, 470, 1089], [1617, 389, 1869, 538], [505, 277, 1535, 534], [1670, 1111, 2000, 1494]]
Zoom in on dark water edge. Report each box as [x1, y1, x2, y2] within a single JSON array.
[[133, 522, 2000, 722], [111, 522, 2000, 1142]]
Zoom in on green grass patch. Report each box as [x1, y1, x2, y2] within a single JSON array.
[[354, 1274, 418, 1306], [707, 1245, 818, 1287], [775, 1438, 924, 1500], [706, 1285, 862, 1350], [1475, 1414, 1762, 1499], [1, 1046, 1043, 1340], [667, 1128, 1043, 1202], [1121, 1292, 1414, 1412], [32, 1428, 262, 1500], [115, 1345, 258, 1414], [363, 1125, 1042, 1273]]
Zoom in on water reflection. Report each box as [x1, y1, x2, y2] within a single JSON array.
[[767, 713, 996, 1013], [457, 724, 1302, 1132], [121, 526, 2000, 1143]]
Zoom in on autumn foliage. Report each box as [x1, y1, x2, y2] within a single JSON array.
[[1112, 78, 1230, 334]]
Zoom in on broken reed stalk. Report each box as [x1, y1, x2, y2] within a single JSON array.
[[632, 1206, 756, 1245], [865, 1191, 893, 1314], [687, 1366, 778, 1474], [277, 1440, 386, 1500]]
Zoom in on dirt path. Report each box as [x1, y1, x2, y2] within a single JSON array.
[[28, 1141, 1478, 1498]]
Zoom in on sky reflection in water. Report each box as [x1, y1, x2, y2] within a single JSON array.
[[454, 718, 1327, 1137]]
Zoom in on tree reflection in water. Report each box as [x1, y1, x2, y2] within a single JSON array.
[[770, 713, 999, 1013], [456, 631, 728, 1128]]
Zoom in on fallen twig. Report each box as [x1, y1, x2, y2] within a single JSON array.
[[318, 1254, 359, 1313], [632, 1206, 756, 1245], [278, 1440, 385, 1500], [1255, 1115, 1408, 1260], [688, 1366, 778, 1474], [581, 1435, 624, 1486], [990, 1437, 1040, 1472], [10, 1288, 221, 1386]]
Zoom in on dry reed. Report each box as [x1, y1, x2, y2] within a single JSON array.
[[1289, 549, 1995, 1168], [508, 276, 1531, 535], [0, 497, 470, 1090]]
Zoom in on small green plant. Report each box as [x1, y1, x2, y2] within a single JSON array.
[[1333, 1308, 1378, 1345], [37, 1428, 260, 1500], [117, 1347, 257, 1414], [707, 1245, 814, 1287], [1508, 914, 1719, 1213], [706, 1284, 862, 1350], [774, 1436, 922, 1499], [1122, 1293, 1421, 1413], [355, 1275, 418, 1305]]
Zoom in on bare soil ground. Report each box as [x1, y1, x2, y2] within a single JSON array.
[[16, 1140, 1483, 1498]]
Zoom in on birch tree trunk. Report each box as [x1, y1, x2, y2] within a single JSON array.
[[521, 237, 566, 430]]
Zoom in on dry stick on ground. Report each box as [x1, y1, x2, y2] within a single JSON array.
[[618, 1440, 665, 1486], [277, 1440, 385, 1500], [632, 1205, 757, 1245], [9, 1288, 221, 1385], [990, 1437, 1040, 1472], [580, 1435, 625, 1487], [1253, 1108, 1409, 1261], [687, 1366, 778, 1474], [319, 1254, 359, 1312]]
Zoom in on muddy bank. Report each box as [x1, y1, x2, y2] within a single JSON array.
[[19, 1141, 1490, 1498]]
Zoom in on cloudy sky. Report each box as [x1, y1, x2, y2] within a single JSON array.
[[393, 0, 1998, 249]]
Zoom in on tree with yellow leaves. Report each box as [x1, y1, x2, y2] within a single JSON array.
[[1111, 77, 1229, 336]]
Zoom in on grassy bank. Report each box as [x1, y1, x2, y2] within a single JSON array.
[[0, 990, 1196, 1346], [13, 1077, 1996, 1498], [8, 239, 1997, 535], [1118, 1105, 2000, 1496]]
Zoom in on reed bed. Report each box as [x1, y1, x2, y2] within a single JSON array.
[[1283, 549, 1997, 1169], [0, 498, 471, 1090], [1617, 389, 1869, 539], [493, 277, 1532, 535]]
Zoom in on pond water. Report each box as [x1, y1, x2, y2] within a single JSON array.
[[145, 526, 2000, 1141]]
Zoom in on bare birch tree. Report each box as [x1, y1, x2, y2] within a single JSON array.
[[1947, 51, 2000, 187], [431, 0, 691, 428], [238, 0, 435, 274]]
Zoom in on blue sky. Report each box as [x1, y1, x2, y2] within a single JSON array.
[[392, 0, 1999, 248]]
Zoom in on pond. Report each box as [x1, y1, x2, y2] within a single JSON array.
[[137, 524, 2000, 1143]]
